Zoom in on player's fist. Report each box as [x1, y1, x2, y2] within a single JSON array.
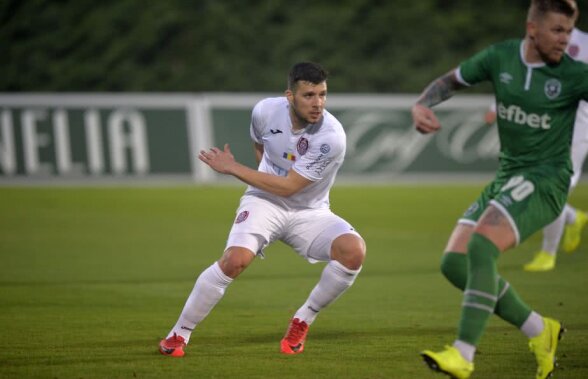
[[412, 104, 441, 134], [484, 110, 497, 125]]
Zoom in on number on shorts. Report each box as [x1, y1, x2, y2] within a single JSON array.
[[501, 175, 535, 201]]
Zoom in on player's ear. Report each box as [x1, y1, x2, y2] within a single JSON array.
[[526, 20, 537, 39], [285, 89, 294, 103]]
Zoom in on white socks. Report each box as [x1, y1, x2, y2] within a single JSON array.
[[167, 260, 361, 343], [293, 260, 361, 325], [167, 262, 233, 343], [564, 204, 577, 224], [542, 204, 577, 256], [453, 340, 476, 362], [521, 311, 544, 338], [542, 212, 566, 255]]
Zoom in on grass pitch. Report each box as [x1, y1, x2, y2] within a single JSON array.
[[1, 184, 587, 379]]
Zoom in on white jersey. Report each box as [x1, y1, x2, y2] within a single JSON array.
[[568, 28, 588, 63], [566, 28, 588, 186], [246, 97, 346, 210], [568, 29, 588, 148]]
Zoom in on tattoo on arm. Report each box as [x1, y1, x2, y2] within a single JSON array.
[[417, 70, 465, 108]]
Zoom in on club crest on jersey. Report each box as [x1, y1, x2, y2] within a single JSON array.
[[320, 144, 331, 154], [235, 210, 249, 224], [297, 137, 309, 155], [544, 79, 561, 100], [568, 44, 579, 59]]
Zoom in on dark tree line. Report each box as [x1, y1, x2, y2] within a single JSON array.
[[1, 0, 587, 93]]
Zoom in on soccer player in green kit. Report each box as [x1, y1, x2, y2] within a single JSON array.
[[411, 0, 588, 378]]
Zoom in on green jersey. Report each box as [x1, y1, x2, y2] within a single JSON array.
[[458, 39, 588, 170]]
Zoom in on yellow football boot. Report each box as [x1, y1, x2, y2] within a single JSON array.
[[528, 317, 565, 379], [562, 210, 587, 253], [421, 345, 474, 379], [523, 251, 556, 272]]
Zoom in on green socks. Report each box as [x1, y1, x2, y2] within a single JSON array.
[[457, 233, 500, 345], [441, 250, 532, 329]]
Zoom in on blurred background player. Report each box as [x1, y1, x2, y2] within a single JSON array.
[[158, 62, 366, 357], [412, 0, 587, 378], [484, 27, 588, 272]]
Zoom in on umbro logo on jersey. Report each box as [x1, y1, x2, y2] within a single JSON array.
[[270, 129, 283, 134], [499, 72, 513, 84]]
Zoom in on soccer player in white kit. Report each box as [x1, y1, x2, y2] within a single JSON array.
[[524, 27, 588, 271], [159, 62, 366, 357]]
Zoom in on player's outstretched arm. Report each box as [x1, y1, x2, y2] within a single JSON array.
[[412, 69, 466, 134], [199, 144, 312, 197]]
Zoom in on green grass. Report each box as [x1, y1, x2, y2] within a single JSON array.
[[1, 184, 587, 379]]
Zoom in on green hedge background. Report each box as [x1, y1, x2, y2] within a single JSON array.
[[2, 0, 587, 92]]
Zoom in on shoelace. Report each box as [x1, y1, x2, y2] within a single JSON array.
[[166, 333, 185, 347], [286, 320, 307, 343]]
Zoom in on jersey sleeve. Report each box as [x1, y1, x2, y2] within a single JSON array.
[[250, 101, 265, 144], [457, 45, 495, 86], [292, 133, 344, 182]]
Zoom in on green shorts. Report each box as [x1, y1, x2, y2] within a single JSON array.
[[460, 164, 571, 244]]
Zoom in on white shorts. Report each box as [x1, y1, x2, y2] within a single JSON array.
[[225, 195, 362, 263]]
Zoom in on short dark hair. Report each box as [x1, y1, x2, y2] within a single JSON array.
[[528, 0, 578, 21], [287, 62, 328, 91]]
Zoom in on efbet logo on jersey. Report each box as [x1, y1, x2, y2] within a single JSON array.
[[496, 102, 551, 129]]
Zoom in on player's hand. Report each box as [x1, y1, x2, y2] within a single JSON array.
[[484, 110, 497, 125], [412, 104, 441, 134], [198, 144, 236, 174]]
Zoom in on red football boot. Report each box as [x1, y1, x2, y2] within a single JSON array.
[[159, 333, 186, 357], [280, 318, 309, 354]]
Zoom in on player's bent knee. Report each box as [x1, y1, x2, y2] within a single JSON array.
[[331, 234, 366, 270], [445, 223, 474, 253], [218, 246, 256, 278]]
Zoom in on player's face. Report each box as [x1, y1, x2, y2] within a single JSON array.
[[287, 81, 327, 127], [527, 12, 575, 64]]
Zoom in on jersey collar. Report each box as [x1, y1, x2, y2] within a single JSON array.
[[520, 40, 546, 68]]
